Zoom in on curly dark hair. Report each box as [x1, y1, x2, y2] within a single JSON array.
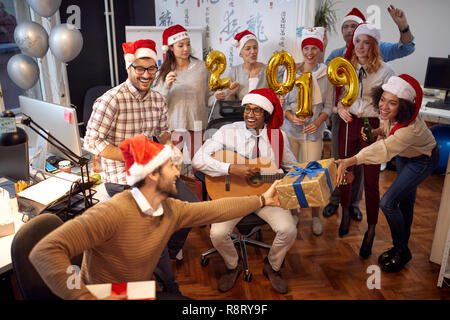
[[371, 86, 416, 123]]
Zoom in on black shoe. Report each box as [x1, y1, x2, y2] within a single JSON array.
[[338, 207, 351, 238], [218, 263, 242, 292], [381, 248, 412, 273], [338, 225, 349, 237], [323, 203, 339, 218], [349, 206, 363, 221], [262, 257, 288, 294], [378, 247, 397, 265], [359, 231, 374, 259]]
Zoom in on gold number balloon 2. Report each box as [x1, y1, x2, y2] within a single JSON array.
[[295, 72, 313, 118], [326, 56, 359, 107], [266, 51, 296, 96], [205, 50, 230, 91]]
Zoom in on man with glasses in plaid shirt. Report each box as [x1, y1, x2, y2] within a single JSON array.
[[84, 39, 197, 295]]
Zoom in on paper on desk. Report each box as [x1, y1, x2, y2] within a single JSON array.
[[17, 174, 80, 206], [86, 281, 155, 300]]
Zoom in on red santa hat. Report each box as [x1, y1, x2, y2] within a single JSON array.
[[301, 27, 325, 52], [118, 135, 174, 186], [342, 8, 366, 26], [122, 39, 157, 70], [241, 88, 284, 168], [162, 24, 190, 52], [232, 30, 258, 53], [382, 74, 423, 136]]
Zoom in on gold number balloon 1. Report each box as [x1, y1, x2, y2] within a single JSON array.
[[266, 51, 296, 96], [326, 56, 359, 107], [295, 72, 313, 119], [205, 50, 230, 91]]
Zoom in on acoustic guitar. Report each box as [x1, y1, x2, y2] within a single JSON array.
[[204, 150, 284, 200]]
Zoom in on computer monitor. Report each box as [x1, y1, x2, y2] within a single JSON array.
[[424, 57, 450, 109], [19, 96, 83, 163]]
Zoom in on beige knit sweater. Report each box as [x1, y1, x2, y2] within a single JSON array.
[[29, 190, 262, 300], [355, 116, 437, 165]]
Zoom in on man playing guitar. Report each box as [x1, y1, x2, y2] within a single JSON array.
[[192, 88, 298, 294]]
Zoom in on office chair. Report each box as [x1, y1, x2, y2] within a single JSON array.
[[11, 213, 174, 300], [196, 116, 272, 282], [11, 213, 82, 300], [81, 85, 111, 135]]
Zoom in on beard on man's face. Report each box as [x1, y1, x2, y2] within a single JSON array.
[[156, 177, 178, 197]]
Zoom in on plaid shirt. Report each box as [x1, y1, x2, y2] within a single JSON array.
[[84, 79, 169, 184]]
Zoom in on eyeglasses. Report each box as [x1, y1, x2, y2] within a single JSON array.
[[242, 105, 264, 116], [131, 64, 158, 75]]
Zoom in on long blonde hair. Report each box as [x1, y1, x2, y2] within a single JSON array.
[[350, 36, 382, 74]]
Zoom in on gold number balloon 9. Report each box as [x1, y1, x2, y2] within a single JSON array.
[[205, 50, 230, 91], [326, 56, 359, 107], [266, 51, 296, 96], [294, 72, 313, 118]]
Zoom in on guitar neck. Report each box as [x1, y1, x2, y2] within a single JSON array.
[[260, 173, 285, 183]]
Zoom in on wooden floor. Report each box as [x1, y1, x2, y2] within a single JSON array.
[[174, 161, 450, 300]]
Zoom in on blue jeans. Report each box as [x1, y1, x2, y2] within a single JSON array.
[[380, 150, 439, 251]]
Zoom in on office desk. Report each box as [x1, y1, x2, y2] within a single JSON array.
[[0, 182, 109, 275], [420, 97, 450, 124]]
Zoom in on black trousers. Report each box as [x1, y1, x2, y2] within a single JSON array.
[[105, 177, 199, 294]]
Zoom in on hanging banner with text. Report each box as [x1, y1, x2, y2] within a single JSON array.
[[155, 0, 305, 71]]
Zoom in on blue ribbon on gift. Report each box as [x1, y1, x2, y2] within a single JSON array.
[[286, 161, 333, 208]]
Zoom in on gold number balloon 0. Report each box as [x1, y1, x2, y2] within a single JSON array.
[[266, 51, 296, 96], [295, 72, 313, 119], [205, 50, 230, 91], [326, 56, 359, 107]]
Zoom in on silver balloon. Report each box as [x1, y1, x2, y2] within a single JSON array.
[[14, 21, 49, 58], [49, 23, 83, 62], [26, 0, 62, 18], [7, 54, 40, 90]]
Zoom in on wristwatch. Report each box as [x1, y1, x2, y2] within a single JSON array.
[[400, 25, 409, 33]]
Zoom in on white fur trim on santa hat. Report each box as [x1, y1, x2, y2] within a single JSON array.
[[126, 145, 174, 186], [342, 15, 364, 25], [237, 34, 257, 53], [353, 23, 380, 43], [124, 47, 157, 69], [382, 76, 416, 102], [241, 93, 274, 114]]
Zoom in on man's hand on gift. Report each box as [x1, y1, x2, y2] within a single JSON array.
[[228, 164, 261, 178], [262, 180, 282, 207]]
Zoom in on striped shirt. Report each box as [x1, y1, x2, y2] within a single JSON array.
[[84, 79, 169, 184]]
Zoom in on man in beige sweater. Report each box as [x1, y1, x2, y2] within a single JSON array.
[[30, 135, 281, 300]]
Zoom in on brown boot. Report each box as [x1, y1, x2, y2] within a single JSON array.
[[218, 263, 242, 292], [262, 257, 288, 294]]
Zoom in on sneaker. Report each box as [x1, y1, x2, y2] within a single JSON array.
[[312, 217, 323, 236], [262, 257, 288, 294], [218, 263, 242, 292]]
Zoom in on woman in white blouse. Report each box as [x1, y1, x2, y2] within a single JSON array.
[[335, 23, 394, 259], [215, 30, 268, 101]]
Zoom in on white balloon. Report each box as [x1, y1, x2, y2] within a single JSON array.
[[26, 0, 62, 18], [14, 21, 49, 58], [49, 24, 83, 62], [7, 54, 40, 90]]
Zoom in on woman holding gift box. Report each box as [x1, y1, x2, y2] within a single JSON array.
[[336, 74, 438, 272], [334, 22, 394, 258], [215, 30, 268, 101], [281, 27, 334, 236]]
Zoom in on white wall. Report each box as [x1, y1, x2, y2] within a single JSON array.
[[324, 0, 450, 85]]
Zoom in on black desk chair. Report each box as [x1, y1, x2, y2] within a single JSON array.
[[11, 213, 82, 300], [11, 213, 176, 299], [194, 171, 272, 282]]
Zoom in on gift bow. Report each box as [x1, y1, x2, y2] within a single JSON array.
[[286, 161, 333, 208]]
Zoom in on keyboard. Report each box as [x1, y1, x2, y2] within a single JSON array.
[[425, 100, 450, 111]]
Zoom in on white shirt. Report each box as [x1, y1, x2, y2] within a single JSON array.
[[192, 121, 297, 177], [130, 187, 163, 216], [343, 62, 395, 118]]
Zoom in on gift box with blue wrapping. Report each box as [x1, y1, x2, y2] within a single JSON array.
[[276, 159, 337, 210]]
